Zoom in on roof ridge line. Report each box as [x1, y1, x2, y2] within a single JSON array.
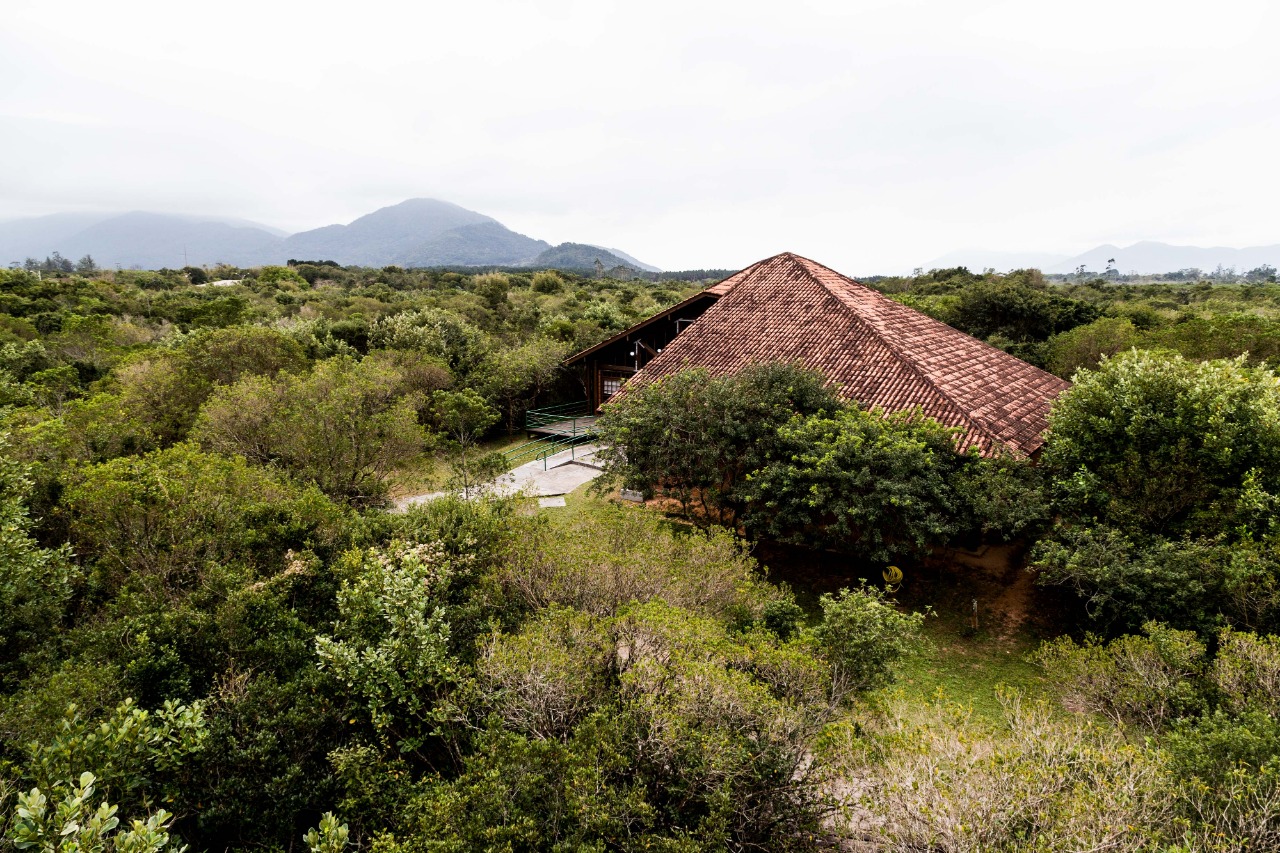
[[790, 255, 1002, 451]]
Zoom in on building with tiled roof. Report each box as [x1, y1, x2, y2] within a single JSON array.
[[563, 252, 1070, 457]]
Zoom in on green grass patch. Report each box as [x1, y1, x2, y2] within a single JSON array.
[[893, 614, 1047, 722], [390, 433, 530, 497]]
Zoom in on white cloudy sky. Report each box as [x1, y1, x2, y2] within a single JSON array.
[[2, 0, 1277, 271]]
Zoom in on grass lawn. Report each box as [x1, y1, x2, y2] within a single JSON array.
[[388, 432, 532, 498], [893, 614, 1047, 722]]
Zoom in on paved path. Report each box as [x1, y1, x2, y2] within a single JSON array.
[[394, 444, 604, 511]]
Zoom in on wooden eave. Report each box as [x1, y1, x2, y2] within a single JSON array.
[[562, 290, 723, 366]]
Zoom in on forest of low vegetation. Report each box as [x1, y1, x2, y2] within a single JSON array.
[[3, 259, 1280, 851]]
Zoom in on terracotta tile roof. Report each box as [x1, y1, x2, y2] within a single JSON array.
[[625, 252, 1071, 457]]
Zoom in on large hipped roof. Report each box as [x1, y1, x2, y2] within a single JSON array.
[[624, 252, 1070, 457]]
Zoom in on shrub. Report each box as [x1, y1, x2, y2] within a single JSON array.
[[813, 585, 927, 699], [744, 407, 964, 560], [855, 692, 1178, 852], [1212, 628, 1280, 715], [194, 356, 429, 505], [497, 504, 780, 623], [408, 600, 843, 851], [594, 362, 839, 525], [1033, 622, 1207, 732], [476, 607, 613, 740], [530, 271, 563, 294]]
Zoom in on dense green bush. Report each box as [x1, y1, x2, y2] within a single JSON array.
[[1031, 625, 1280, 850], [193, 356, 430, 505], [1042, 350, 1280, 538], [0, 436, 76, 685], [744, 407, 965, 561], [594, 362, 840, 524], [1035, 350, 1280, 632]]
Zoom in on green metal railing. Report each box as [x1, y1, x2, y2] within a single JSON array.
[[525, 400, 594, 436], [504, 401, 598, 470], [503, 433, 593, 470]]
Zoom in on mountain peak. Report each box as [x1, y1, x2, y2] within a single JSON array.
[[0, 199, 657, 271]]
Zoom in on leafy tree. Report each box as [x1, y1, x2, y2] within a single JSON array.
[[45, 316, 140, 380], [1143, 314, 1280, 365], [370, 309, 490, 381], [254, 265, 307, 287], [194, 356, 429, 505], [9, 772, 180, 853], [23, 699, 206, 815], [26, 366, 80, 415], [947, 272, 1099, 359], [1042, 350, 1280, 539], [179, 325, 306, 388], [1045, 316, 1140, 379], [594, 362, 839, 524], [315, 541, 463, 754], [1031, 527, 1238, 632], [952, 452, 1050, 541], [473, 273, 511, 316], [1245, 264, 1278, 284], [430, 389, 501, 498], [476, 607, 613, 740], [743, 406, 965, 560], [478, 337, 568, 433], [61, 443, 344, 586], [361, 350, 451, 419], [530, 271, 563, 294], [0, 435, 76, 683], [111, 326, 306, 445]]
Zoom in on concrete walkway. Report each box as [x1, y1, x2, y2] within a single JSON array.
[[394, 444, 604, 511]]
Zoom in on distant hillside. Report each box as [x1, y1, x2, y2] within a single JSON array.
[[0, 198, 658, 272], [73, 213, 286, 268], [589, 245, 661, 272], [283, 199, 548, 266], [1047, 241, 1280, 275], [526, 243, 637, 270], [399, 221, 549, 267], [922, 241, 1280, 276], [0, 212, 286, 269]]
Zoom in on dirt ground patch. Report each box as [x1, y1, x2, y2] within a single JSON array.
[[752, 538, 1074, 643]]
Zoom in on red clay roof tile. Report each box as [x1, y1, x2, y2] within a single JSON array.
[[625, 252, 1070, 457]]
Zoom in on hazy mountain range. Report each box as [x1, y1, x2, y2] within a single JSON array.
[[925, 242, 1280, 276], [0, 199, 660, 272]]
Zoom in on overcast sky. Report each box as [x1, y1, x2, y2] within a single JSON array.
[[3, 0, 1277, 272]]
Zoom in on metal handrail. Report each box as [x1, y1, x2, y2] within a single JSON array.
[[526, 401, 591, 425], [527, 400, 592, 418], [504, 436, 554, 462], [503, 432, 593, 469]]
